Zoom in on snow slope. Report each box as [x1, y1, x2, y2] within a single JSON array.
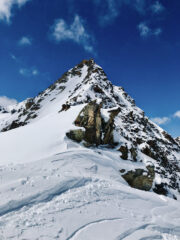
[[0, 146, 180, 239], [0, 59, 179, 239]]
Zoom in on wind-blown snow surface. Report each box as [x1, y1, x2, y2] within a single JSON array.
[[0, 144, 180, 239], [0, 59, 179, 239]]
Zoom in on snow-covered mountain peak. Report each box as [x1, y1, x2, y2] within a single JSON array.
[[0, 59, 180, 200], [0, 60, 180, 239]]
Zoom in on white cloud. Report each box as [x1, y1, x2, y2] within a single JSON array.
[[138, 22, 151, 37], [10, 53, 17, 60], [93, 0, 165, 27], [18, 36, 32, 46], [153, 28, 162, 36], [19, 68, 39, 77], [151, 117, 170, 125], [0, 0, 29, 22], [94, 0, 148, 25], [134, 0, 146, 14], [151, 1, 165, 14], [51, 15, 94, 53], [174, 111, 180, 119], [151, 110, 180, 126], [32, 69, 39, 76], [98, 0, 121, 25], [138, 22, 162, 37], [0, 96, 17, 108]]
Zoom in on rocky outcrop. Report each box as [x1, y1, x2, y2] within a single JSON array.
[[66, 130, 85, 143], [103, 108, 120, 145], [1, 120, 27, 132], [121, 166, 155, 192], [118, 145, 137, 161], [66, 101, 119, 146], [73, 101, 102, 145], [118, 145, 128, 160], [175, 137, 180, 145]]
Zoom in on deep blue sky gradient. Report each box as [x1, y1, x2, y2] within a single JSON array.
[[0, 0, 180, 136]]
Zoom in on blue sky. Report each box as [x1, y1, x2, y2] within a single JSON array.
[[0, 0, 180, 137]]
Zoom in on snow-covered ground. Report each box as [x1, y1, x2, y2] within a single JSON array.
[[0, 143, 180, 239]]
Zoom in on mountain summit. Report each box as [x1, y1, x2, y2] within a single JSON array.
[[0, 59, 180, 199], [0, 59, 180, 239]]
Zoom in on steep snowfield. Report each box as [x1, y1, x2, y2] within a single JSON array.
[[0, 105, 84, 164], [0, 59, 179, 239]]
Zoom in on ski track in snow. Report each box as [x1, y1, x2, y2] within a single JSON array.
[[66, 218, 123, 240]]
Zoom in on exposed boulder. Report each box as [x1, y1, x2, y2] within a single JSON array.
[[25, 98, 34, 110], [141, 146, 156, 159], [153, 183, 168, 196], [130, 147, 138, 161], [121, 166, 155, 192], [66, 101, 120, 146], [118, 145, 128, 160], [66, 130, 85, 143], [60, 104, 70, 112], [74, 101, 102, 145], [118, 145, 137, 161]]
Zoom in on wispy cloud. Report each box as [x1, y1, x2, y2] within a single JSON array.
[[18, 36, 32, 46], [97, 0, 121, 26], [10, 53, 17, 61], [151, 109, 180, 126], [134, 0, 147, 14], [138, 22, 151, 37], [92, 0, 166, 29], [151, 117, 170, 125], [0, 96, 17, 108], [174, 111, 180, 119], [150, 1, 165, 14], [50, 15, 94, 53], [19, 67, 39, 77], [93, 0, 149, 26], [138, 22, 162, 38], [0, 0, 30, 23]]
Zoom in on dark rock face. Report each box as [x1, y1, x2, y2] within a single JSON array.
[[60, 104, 70, 112], [1, 120, 27, 132], [25, 99, 34, 110], [130, 147, 137, 161], [118, 146, 137, 161], [66, 101, 119, 146], [0, 106, 8, 113], [121, 166, 155, 192], [118, 145, 128, 160], [175, 137, 180, 145], [153, 183, 168, 196]]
